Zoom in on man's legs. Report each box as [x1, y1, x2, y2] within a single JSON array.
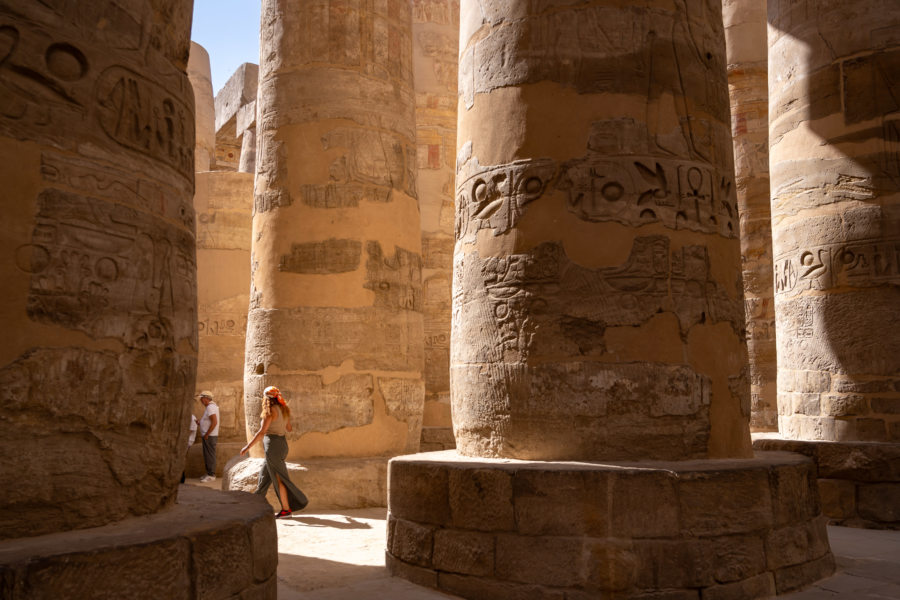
[[201, 435, 218, 478]]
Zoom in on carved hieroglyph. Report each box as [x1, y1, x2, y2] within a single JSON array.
[[0, 0, 196, 538], [723, 0, 777, 431], [413, 0, 458, 437], [769, 0, 900, 443], [452, 0, 751, 461], [247, 0, 424, 461]]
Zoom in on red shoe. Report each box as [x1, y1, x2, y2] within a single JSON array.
[[275, 510, 292, 519]]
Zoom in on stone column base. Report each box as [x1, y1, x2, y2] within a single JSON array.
[[387, 450, 834, 599], [0, 485, 276, 599], [753, 435, 900, 529], [224, 455, 388, 509]]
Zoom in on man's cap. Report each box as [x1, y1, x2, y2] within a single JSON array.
[[199, 390, 214, 399]]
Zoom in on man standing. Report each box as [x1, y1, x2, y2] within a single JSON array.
[[197, 391, 219, 482]]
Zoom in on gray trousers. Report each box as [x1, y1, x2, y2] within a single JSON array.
[[201, 435, 217, 476]]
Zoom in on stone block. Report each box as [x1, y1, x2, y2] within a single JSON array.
[[833, 378, 894, 394], [239, 576, 277, 600], [609, 471, 680, 538], [769, 459, 817, 526], [773, 553, 835, 594], [857, 418, 888, 441], [495, 534, 585, 587], [226, 455, 386, 510], [388, 458, 451, 525], [871, 397, 900, 414], [192, 519, 254, 599], [10, 539, 193, 600], [633, 539, 716, 589], [817, 478, 856, 519], [795, 370, 831, 393], [449, 467, 515, 531], [821, 394, 869, 417], [584, 540, 638, 591], [438, 572, 567, 600], [389, 517, 435, 567], [250, 512, 278, 583], [385, 553, 438, 589], [512, 468, 609, 536], [700, 572, 775, 600], [858, 483, 900, 523], [708, 534, 767, 583], [765, 521, 822, 570], [678, 469, 773, 535], [215, 63, 259, 134], [433, 529, 495, 576], [792, 392, 820, 415], [753, 439, 900, 482], [0, 485, 273, 600]]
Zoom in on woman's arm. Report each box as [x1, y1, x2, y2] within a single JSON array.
[[240, 413, 273, 455]]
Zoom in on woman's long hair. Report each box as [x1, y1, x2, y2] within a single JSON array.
[[261, 386, 291, 421]]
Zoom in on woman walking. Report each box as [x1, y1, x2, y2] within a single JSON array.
[[240, 385, 308, 518]]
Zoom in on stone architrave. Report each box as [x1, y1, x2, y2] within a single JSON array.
[[244, 0, 424, 503], [215, 63, 258, 171], [724, 0, 777, 432], [388, 2, 834, 596], [759, 0, 900, 529], [0, 0, 197, 539], [412, 0, 459, 451], [188, 42, 216, 171]]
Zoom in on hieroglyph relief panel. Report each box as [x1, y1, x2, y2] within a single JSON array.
[[456, 155, 737, 241], [20, 189, 195, 344], [774, 239, 900, 297], [453, 236, 743, 366], [0, 19, 193, 180]]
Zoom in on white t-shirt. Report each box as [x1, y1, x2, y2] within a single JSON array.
[[199, 402, 220, 436], [187, 415, 198, 449]]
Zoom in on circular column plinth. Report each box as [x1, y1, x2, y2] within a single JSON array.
[[0, 486, 276, 599], [754, 436, 900, 530], [387, 450, 833, 599]]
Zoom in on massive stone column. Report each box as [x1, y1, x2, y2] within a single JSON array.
[[244, 0, 423, 507], [188, 41, 216, 171], [0, 2, 275, 597], [756, 0, 900, 529], [187, 60, 254, 476], [451, 0, 751, 462], [387, 2, 833, 596], [413, 0, 459, 452], [0, 0, 196, 539], [724, 0, 777, 432]]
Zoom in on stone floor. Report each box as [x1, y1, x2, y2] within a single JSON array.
[[188, 478, 900, 599]]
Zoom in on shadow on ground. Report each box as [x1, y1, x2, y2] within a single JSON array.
[[283, 515, 373, 530]]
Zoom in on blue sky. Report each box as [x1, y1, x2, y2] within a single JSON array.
[[191, 0, 261, 95]]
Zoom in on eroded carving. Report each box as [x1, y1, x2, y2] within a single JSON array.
[[23, 189, 196, 345], [279, 238, 362, 274], [452, 236, 743, 364], [364, 242, 423, 311]]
